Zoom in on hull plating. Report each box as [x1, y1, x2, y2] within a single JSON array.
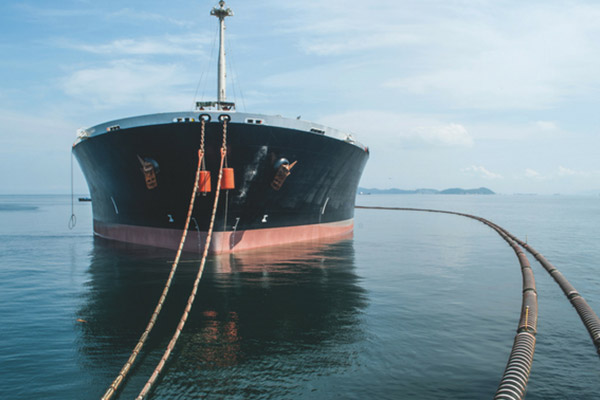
[[73, 119, 368, 253], [94, 219, 354, 254]]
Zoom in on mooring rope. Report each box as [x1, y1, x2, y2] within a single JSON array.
[[101, 119, 209, 400], [136, 117, 229, 399], [356, 206, 538, 400]]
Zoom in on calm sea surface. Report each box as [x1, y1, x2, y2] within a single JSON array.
[[1, 194, 599, 399]]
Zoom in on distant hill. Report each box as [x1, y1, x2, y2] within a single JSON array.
[[358, 187, 495, 195], [439, 187, 495, 195]]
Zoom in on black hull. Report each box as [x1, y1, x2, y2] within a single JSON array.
[[73, 117, 368, 252]]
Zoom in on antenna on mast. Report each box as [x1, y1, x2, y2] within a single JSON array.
[[211, 1, 233, 109]]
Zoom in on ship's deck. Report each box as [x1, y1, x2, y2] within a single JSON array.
[[75, 111, 367, 150]]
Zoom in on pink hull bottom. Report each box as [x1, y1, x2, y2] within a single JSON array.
[[93, 219, 354, 254]]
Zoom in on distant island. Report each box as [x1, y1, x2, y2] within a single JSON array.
[[358, 187, 495, 195]]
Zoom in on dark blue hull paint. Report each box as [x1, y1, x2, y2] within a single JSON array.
[[73, 121, 368, 236]]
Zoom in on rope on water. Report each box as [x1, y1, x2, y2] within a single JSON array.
[[101, 119, 209, 400], [136, 116, 230, 399]]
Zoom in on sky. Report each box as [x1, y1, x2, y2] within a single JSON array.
[[1, 0, 600, 195]]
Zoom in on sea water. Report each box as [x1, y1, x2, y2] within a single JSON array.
[[0, 194, 599, 399]]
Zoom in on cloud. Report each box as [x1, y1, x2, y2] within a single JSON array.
[[525, 168, 542, 179], [519, 166, 600, 181], [388, 3, 600, 110], [61, 60, 194, 110], [272, 0, 600, 110], [535, 121, 559, 131], [14, 4, 96, 18], [415, 123, 473, 147], [56, 35, 210, 56], [451, 118, 567, 142], [300, 30, 420, 56], [462, 165, 503, 180], [558, 166, 591, 177], [317, 110, 473, 148], [0, 108, 78, 150], [15, 4, 193, 27], [107, 8, 195, 27], [267, 1, 431, 57]]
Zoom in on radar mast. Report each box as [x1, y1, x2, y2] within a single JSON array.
[[211, 1, 233, 109]]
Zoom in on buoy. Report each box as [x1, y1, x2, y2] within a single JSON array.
[[221, 167, 235, 189], [198, 170, 211, 192]]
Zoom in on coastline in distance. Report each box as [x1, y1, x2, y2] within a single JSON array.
[[357, 187, 495, 195]]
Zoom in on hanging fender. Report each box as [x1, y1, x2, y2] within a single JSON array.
[[221, 168, 235, 189], [198, 170, 212, 192]]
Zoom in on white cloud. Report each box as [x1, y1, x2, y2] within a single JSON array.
[[415, 123, 473, 147], [452, 119, 567, 142], [14, 4, 96, 18], [558, 166, 589, 177], [56, 34, 209, 56], [525, 168, 542, 179], [535, 121, 559, 131], [300, 30, 420, 56], [107, 8, 195, 27], [519, 166, 600, 182], [0, 108, 78, 150], [317, 110, 473, 148], [15, 4, 194, 27], [462, 165, 503, 180], [272, 0, 600, 110], [269, 1, 434, 56], [61, 60, 194, 110]]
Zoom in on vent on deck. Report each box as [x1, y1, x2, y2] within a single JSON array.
[[173, 117, 196, 123]]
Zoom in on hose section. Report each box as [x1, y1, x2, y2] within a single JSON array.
[[493, 332, 536, 400], [512, 239, 600, 356], [355, 206, 538, 399], [359, 204, 600, 369], [483, 225, 538, 399]]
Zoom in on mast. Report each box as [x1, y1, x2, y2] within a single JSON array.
[[211, 1, 233, 109]]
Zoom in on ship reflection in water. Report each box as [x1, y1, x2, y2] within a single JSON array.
[[77, 235, 367, 398]]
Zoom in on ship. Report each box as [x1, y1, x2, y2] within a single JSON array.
[[72, 1, 369, 254]]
